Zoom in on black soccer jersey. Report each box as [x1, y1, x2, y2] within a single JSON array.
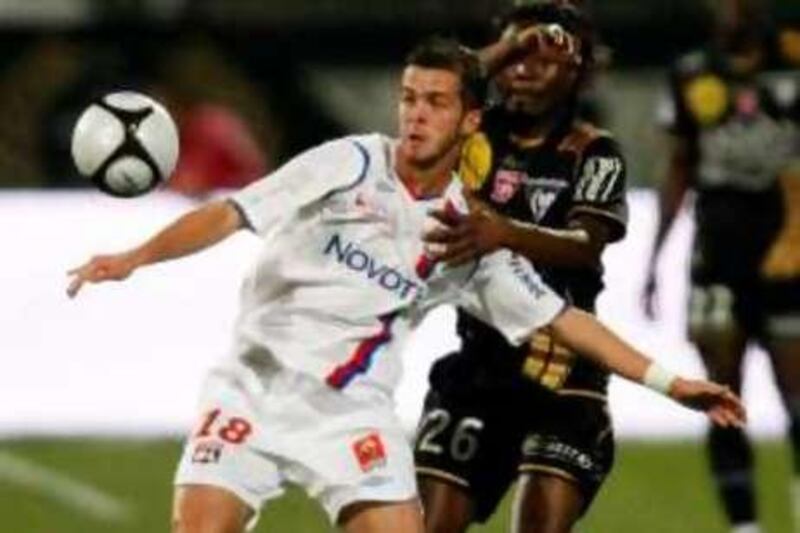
[[662, 47, 800, 192], [660, 45, 800, 284], [448, 108, 628, 395]]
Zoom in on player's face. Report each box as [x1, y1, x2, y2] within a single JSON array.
[[397, 66, 480, 168], [496, 23, 580, 116]]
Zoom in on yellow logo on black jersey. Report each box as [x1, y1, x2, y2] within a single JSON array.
[[458, 132, 493, 192], [684, 75, 729, 126]]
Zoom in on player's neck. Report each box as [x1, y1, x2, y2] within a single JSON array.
[[508, 106, 567, 147], [394, 144, 459, 199]]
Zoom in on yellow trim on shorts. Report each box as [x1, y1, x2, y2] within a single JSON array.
[[557, 388, 607, 402], [415, 466, 470, 488], [519, 464, 579, 484]]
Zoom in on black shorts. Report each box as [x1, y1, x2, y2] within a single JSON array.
[[689, 186, 800, 339], [414, 386, 615, 523], [688, 275, 800, 340]]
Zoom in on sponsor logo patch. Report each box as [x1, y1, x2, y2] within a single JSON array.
[[684, 74, 728, 125], [523, 434, 596, 471], [490, 169, 524, 203], [352, 432, 387, 472], [324, 234, 419, 298], [354, 191, 389, 220]]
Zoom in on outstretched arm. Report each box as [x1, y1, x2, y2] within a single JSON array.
[[67, 200, 244, 297], [550, 307, 746, 428]]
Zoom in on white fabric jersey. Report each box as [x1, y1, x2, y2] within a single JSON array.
[[229, 133, 564, 395]]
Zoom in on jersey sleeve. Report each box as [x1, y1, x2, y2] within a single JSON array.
[[568, 137, 629, 242], [229, 138, 369, 235], [455, 250, 566, 346]]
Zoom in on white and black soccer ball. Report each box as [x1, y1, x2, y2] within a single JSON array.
[[71, 91, 179, 198]]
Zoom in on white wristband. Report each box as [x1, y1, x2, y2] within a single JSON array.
[[642, 363, 678, 395]]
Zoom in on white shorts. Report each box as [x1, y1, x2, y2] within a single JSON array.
[[174, 359, 417, 527]]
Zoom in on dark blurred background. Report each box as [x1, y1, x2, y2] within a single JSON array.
[[0, 0, 798, 192]]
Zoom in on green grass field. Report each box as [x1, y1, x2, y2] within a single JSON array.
[[0, 439, 793, 532]]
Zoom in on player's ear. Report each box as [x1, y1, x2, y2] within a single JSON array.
[[461, 108, 482, 136]]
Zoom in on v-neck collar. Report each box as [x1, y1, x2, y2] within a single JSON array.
[[389, 139, 451, 203]]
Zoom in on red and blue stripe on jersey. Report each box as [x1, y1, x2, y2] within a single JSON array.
[[325, 312, 399, 389]]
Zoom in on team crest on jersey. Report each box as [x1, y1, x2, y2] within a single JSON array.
[[684, 74, 729, 125], [524, 179, 565, 222], [354, 191, 389, 220], [491, 169, 524, 203], [352, 432, 387, 472], [528, 190, 559, 222], [191, 441, 223, 464]]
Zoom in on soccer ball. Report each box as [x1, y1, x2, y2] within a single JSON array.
[[71, 91, 179, 198]]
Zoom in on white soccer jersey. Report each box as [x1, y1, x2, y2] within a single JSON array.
[[229, 133, 564, 394]]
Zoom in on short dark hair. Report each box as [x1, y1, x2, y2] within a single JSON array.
[[498, 1, 597, 88], [405, 36, 488, 110]]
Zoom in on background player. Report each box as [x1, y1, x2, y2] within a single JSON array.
[[643, 1, 800, 531], [415, 3, 636, 532]]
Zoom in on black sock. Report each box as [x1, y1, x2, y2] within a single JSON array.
[[789, 411, 800, 475], [708, 426, 756, 525]]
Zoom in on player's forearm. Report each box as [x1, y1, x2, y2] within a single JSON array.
[[549, 307, 653, 385], [503, 220, 601, 268], [130, 200, 243, 268], [652, 174, 685, 254], [550, 309, 745, 425], [650, 144, 693, 263], [477, 38, 519, 75]]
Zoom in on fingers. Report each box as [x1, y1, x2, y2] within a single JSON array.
[[423, 222, 469, 244], [65, 256, 120, 298], [709, 403, 746, 429], [427, 209, 460, 227], [66, 274, 85, 299], [516, 26, 541, 49], [703, 385, 747, 429], [66, 261, 95, 298], [440, 241, 481, 267], [721, 389, 747, 426], [708, 408, 729, 428], [518, 24, 579, 64], [673, 380, 747, 428], [426, 238, 478, 266]]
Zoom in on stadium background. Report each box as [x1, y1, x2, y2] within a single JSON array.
[[1, 1, 799, 531]]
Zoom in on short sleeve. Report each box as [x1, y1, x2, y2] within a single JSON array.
[[569, 137, 628, 241], [456, 250, 566, 346], [230, 138, 369, 235]]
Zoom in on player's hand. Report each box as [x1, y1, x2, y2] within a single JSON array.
[[669, 378, 746, 428], [641, 270, 659, 320], [66, 251, 140, 298], [424, 191, 512, 266], [511, 23, 581, 66]]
